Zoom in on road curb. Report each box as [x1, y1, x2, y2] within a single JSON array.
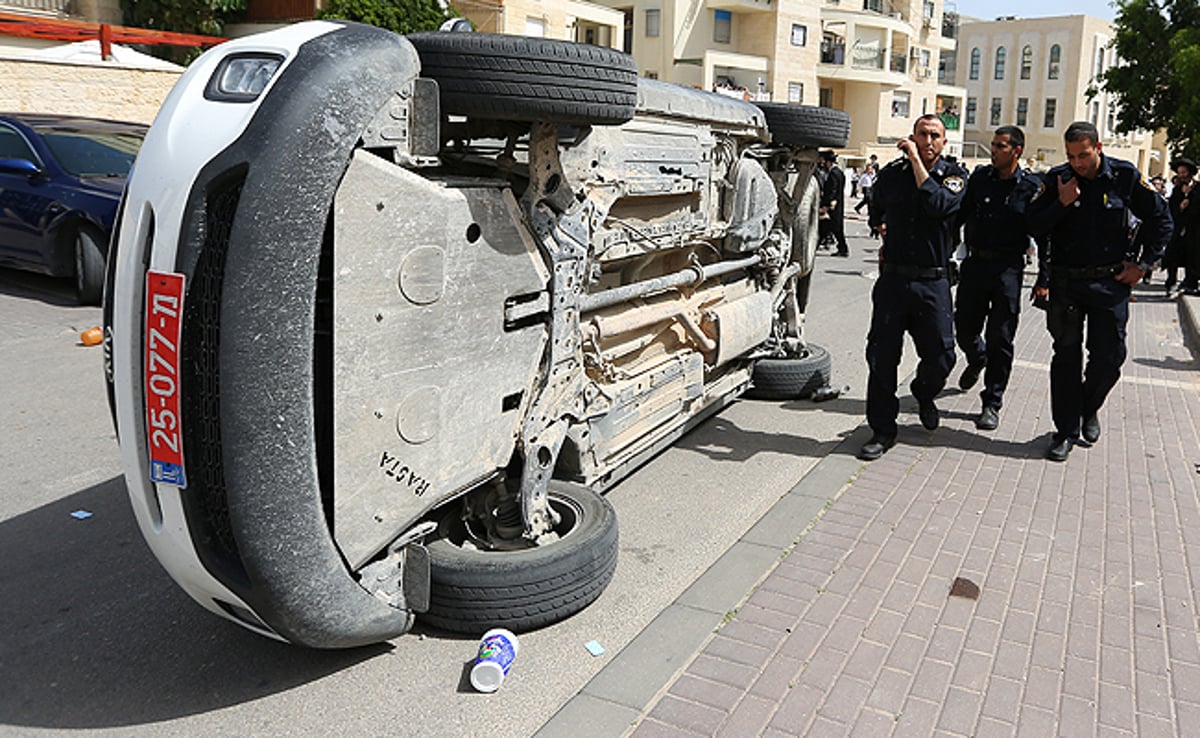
[[534, 423, 874, 737]]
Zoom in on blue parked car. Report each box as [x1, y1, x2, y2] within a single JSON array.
[[0, 114, 147, 304]]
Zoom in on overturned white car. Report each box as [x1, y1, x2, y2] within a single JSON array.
[[103, 21, 850, 648]]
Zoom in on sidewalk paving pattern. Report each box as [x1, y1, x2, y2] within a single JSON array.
[[545, 289, 1200, 736]]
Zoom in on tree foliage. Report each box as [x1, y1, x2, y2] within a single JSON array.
[[121, 0, 244, 63], [316, 0, 454, 35], [1100, 0, 1200, 158]]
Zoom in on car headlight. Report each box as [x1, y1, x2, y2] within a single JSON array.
[[205, 53, 285, 103]]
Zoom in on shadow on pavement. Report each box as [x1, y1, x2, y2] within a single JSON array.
[[675, 414, 851, 463], [0, 476, 391, 730], [1133, 355, 1198, 372], [0, 267, 79, 307]]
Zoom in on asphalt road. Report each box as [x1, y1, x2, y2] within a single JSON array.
[[0, 222, 910, 737]]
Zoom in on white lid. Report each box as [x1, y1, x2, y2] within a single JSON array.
[[470, 661, 505, 693]]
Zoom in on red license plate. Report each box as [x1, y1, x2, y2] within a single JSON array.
[[145, 270, 187, 488]]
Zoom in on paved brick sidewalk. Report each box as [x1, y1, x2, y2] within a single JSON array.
[[619, 288, 1200, 736]]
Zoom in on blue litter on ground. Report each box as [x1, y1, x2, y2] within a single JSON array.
[[584, 640, 605, 656], [70, 510, 93, 519]]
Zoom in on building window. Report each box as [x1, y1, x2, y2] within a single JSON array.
[[788, 82, 804, 103], [1016, 97, 1028, 126], [1089, 100, 1100, 124], [644, 9, 660, 37], [525, 17, 545, 36], [1107, 106, 1117, 133], [990, 97, 1002, 126], [1048, 44, 1061, 79], [714, 10, 731, 43], [923, 0, 935, 21], [892, 90, 911, 118], [791, 24, 807, 46], [644, 70, 659, 79], [1095, 43, 1105, 79], [966, 97, 977, 125], [994, 46, 1006, 80], [1044, 98, 1057, 128], [1021, 45, 1032, 79], [969, 48, 980, 80], [819, 87, 833, 108]]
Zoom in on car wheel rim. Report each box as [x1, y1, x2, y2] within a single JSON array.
[[439, 493, 584, 553]]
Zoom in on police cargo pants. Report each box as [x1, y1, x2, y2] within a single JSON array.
[[866, 273, 956, 437], [1045, 277, 1130, 439]]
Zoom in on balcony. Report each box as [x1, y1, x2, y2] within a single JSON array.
[[706, 0, 773, 13], [0, 0, 69, 16]]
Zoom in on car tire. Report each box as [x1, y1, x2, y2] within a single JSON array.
[[406, 32, 638, 126], [75, 225, 105, 306], [755, 104, 852, 148], [747, 343, 833, 400], [422, 481, 619, 634]]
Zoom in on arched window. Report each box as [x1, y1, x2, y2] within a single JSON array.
[[1021, 45, 1033, 79], [1048, 44, 1061, 79], [969, 48, 981, 80], [994, 46, 1006, 80]]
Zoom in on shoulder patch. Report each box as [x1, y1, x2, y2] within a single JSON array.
[[1035, 180, 1046, 199], [943, 175, 965, 194]]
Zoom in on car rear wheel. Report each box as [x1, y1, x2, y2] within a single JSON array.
[[748, 343, 833, 400], [406, 32, 638, 125], [75, 225, 105, 306], [421, 481, 619, 634], [756, 104, 852, 149]]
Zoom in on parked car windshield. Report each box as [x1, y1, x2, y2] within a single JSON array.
[[37, 126, 144, 177]]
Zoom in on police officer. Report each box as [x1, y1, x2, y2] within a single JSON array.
[[1028, 121, 1172, 461], [954, 125, 1041, 431], [860, 114, 969, 460], [818, 150, 849, 256]]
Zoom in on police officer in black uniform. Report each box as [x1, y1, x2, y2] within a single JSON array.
[[860, 114, 969, 460], [1028, 121, 1172, 461], [954, 125, 1042, 431]]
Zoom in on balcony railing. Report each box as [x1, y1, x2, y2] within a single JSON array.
[[939, 113, 960, 130], [851, 45, 884, 70]]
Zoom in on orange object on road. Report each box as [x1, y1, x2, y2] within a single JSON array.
[[80, 326, 103, 346]]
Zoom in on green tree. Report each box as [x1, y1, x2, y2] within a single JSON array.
[[121, 0, 244, 63], [316, 0, 455, 35], [1099, 0, 1200, 159]]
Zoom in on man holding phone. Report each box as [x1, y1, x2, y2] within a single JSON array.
[[859, 114, 969, 460], [1028, 121, 1172, 461]]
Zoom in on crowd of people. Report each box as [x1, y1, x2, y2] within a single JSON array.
[[815, 115, 1186, 463]]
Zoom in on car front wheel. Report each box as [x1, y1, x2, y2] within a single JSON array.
[[75, 225, 105, 306], [421, 481, 619, 634]]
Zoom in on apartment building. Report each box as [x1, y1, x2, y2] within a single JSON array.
[[955, 14, 1168, 175], [587, 0, 966, 159]]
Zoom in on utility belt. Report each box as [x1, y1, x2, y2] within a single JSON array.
[[881, 263, 947, 280], [1049, 262, 1123, 280]]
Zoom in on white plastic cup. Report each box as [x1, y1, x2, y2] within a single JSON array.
[[470, 628, 519, 693]]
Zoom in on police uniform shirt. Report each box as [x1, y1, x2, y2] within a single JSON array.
[[960, 165, 1039, 265], [1028, 154, 1172, 269], [870, 156, 969, 268]]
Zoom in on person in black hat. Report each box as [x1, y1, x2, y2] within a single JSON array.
[[1166, 157, 1198, 295], [818, 150, 849, 256]]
